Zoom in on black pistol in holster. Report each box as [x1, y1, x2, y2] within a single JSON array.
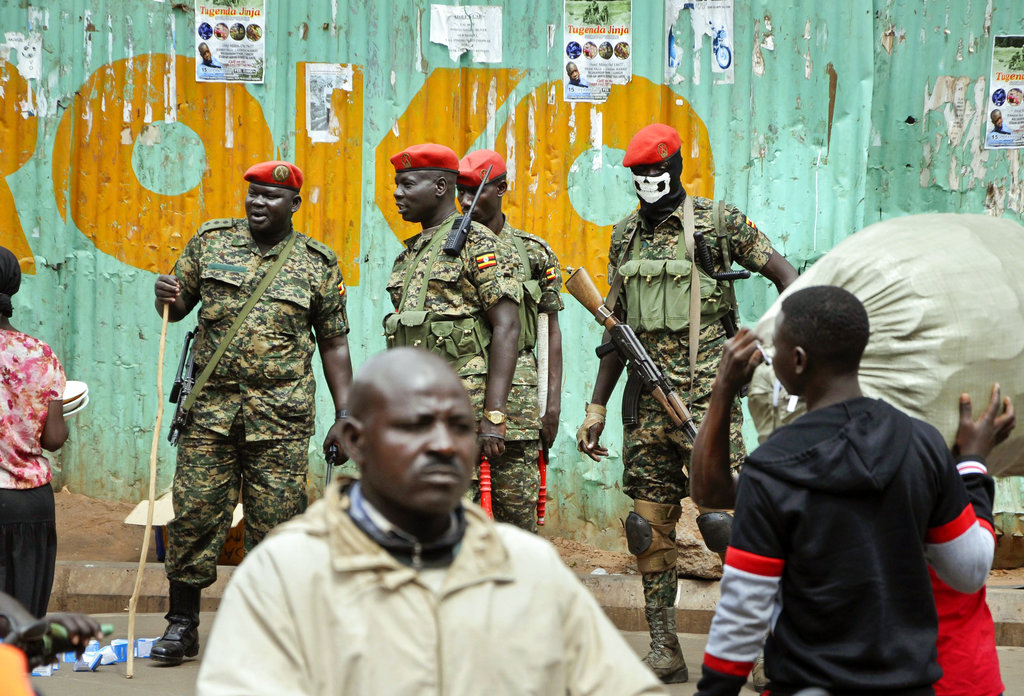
[[168, 328, 197, 446], [442, 165, 493, 256], [565, 267, 699, 442]]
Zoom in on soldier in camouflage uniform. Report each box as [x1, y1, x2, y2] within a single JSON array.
[[152, 160, 353, 666], [456, 150, 563, 532], [383, 144, 522, 467], [576, 124, 797, 684]]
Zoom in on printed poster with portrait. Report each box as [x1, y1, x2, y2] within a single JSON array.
[[195, 1, 266, 83], [563, 0, 632, 103], [985, 36, 1024, 149]]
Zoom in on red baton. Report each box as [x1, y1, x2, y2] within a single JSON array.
[[480, 454, 493, 518], [537, 447, 548, 526]]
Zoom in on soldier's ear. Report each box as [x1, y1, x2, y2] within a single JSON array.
[[496, 180, 507, 198], [434, 175, 450, 198]]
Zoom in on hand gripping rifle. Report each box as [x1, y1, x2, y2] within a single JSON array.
[[442, 165, 493, 256], [167, 328, 196, 446], [565, 267, 698, 443]]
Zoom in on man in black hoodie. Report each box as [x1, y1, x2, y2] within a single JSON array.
[[691, 286, 999, 696]]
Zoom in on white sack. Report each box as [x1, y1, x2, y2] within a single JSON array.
[[748, 213, 1024, 477]]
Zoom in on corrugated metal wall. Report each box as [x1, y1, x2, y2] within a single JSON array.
[[2, 0, 1021, 558]]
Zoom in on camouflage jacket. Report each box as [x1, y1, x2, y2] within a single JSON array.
[[499, 220, 563, 441], [607, 196, 773, 400], [385, 211, 522, 382], [173, 218, 349, 441]]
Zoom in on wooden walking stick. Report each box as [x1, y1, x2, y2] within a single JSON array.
[[126, 304, 169, 678]]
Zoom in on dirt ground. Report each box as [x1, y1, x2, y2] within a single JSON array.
[[53, 487, 1024, 588]]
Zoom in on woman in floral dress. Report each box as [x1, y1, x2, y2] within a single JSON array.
[[0, 246, 69, 617]]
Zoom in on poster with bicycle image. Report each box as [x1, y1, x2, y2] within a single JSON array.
[[667, 0, 734, 85], [563, 0, 632, 103]]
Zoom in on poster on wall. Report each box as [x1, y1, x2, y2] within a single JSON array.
[[562, 0, 632, 103], [429, 4, 503, 63], [665, 0, 734, 85], [985, 35, 1024, 149], [195, 1, 266, 83], [305, 63, 354, 143]]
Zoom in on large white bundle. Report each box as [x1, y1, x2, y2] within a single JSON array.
[[748, 213, 1024, 477]]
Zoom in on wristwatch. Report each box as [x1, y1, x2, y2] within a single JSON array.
[[482, 410, 507, 425]]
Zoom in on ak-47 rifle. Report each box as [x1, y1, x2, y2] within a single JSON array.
[[442, 165, 493, 256], [565, 267, 698, 442], [167, 329, 196, 446]]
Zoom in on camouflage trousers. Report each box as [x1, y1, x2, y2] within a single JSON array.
[[166, 417, 309, 588], [469, 439, 541, 533], [624, 391, 746, 609]]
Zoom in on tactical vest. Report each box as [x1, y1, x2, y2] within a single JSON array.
[[509, 232, 540, 352], [615, 217, 731, 333], [383, 218, 491, 374]]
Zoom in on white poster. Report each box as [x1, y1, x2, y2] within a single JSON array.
[[666, 0, 734, 85], [429, 5, 503, 63], [563, 0, 632, 103], [985, 36, 1024, 149], [195, 1, 266, 83], [305, 63, 354, 143]]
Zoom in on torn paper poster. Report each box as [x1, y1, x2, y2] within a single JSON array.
[[429, 4, 502, 63], [984, 35, 1024, 150], [2, 32, 43, 80], [668, 0, 734, 85], [305, 63, 354, 143], [563, 0, 632, 103]]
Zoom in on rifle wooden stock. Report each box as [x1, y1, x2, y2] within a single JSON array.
[[564, 267, 617, 331], [566, 265, 699, 443]]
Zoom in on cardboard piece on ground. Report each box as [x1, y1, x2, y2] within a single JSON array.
[[125, 492, 243, 527]]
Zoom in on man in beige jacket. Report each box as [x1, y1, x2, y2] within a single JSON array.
[[196, 347, 666, 696]]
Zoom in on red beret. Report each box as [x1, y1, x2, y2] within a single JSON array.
[[244, 161, 303, 191], [621, 124, 681, 167], [390, 143, 459, 174], [457, 149, 507, 187]]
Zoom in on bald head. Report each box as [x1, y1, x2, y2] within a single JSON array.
[[349, 348, 468, 420], [343, 348, 477, 533]]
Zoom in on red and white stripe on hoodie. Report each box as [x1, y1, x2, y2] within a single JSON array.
[[702, 458, 994, 682]]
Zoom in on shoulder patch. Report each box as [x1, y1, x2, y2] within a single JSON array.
[[475, 251, 497, 269], [304, 236, 338, 262], [198, 218, 236, 235]]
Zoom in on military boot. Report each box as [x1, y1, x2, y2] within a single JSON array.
[[641, 605, 688, 683], [151, 581, 201, 666]]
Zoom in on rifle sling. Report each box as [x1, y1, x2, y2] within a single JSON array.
[[604, 220, 642, 315], [398, 215, 457, 311], [181, 231, 298, 414], [682, 196, 700, 402]]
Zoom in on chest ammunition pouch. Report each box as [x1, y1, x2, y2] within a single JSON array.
[[383, 219, 492, 374]]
